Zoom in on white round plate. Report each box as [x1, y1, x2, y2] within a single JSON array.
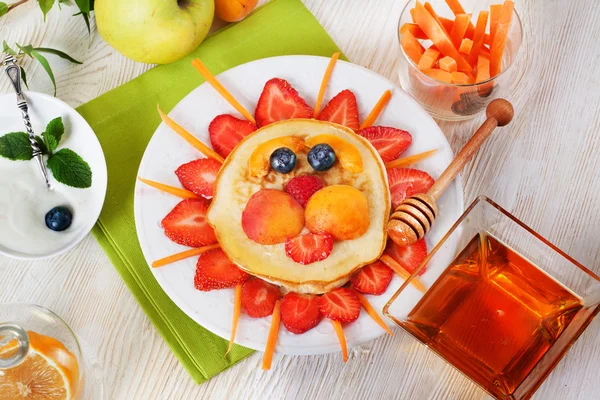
[[0, 92, 107, 260], [134, 55, 463, 355]]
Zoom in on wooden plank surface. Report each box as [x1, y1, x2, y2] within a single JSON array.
[[1, 1, 599, 399]]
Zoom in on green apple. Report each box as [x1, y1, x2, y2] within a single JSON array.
[[95, 0, 214, 64]]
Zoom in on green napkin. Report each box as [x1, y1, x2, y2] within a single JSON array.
[[76, 0, 342, 384]]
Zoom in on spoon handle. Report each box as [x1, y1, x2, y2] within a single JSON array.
[[4, 55, 51, 189]]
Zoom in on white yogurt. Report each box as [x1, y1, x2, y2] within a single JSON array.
[[0, 158, 90, 257]]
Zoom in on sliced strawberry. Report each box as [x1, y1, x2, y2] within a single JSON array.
[[285, 233, 333, 265], [318, 287, 361, 323], [208, 114, 257, 158], [358, 126, 412, 162], [387, 168, 435, 209], [254, 78, 313, 127], [161, 198, 217, 247], [384, 239, 428, 276], [280, 292, 322, 334], [241, 278, 282, 317], [317, 89, 360, 130], [284, 175, 325, 207], [175, 158, 221, 198], [194, 248, 249, 291], [350, 261, 394, 295]]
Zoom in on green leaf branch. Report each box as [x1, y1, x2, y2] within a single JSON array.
[[0, 117, 92, 188]]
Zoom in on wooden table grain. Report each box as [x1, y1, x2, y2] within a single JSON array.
[[1, 1, 599, 399]]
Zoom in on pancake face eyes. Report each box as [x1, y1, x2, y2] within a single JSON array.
[[307, 144, 336, 172], [248, 136, 305, 179], [305, 134, 363, 173], [270, 147, 297, 174]]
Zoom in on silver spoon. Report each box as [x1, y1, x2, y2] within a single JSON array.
[[3, 54, 52, 189]]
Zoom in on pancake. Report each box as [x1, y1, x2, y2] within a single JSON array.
[[207, 119, 390, 294]]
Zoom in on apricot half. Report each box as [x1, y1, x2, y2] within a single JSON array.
[[305, 185, 370, 240], [242, 189, 304, 244], [305, 134, 363, 173], [248, 136, 305, 178]]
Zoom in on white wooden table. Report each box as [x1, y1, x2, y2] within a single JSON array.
[[1, 1, 600, 399]]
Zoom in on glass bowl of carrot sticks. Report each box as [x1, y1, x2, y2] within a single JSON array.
[[398, 0, 523, 121]]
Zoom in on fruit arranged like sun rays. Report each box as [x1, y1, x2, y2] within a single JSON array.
[[139, 54, 437, 369]]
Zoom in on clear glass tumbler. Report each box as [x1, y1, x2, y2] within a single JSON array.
[[0, 304, 104, 399], [384, 197, 600, 400], [397, 0, 525, 120]]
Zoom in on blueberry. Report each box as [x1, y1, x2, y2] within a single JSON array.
[[270, 147, 297, 174], [308, 144, 336, 171], [45, 206, 73, 232]]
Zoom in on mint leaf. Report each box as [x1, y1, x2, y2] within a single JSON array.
[[42, 117, 64, 152], [20, 67, 29, 89], [0, 132, 33, 160], [47, 148, 91, 188], [35, 135, 48, 155], [38, 0, 55, 21], [0, 3, 8, 18]]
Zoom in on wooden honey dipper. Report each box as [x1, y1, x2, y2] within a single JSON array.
[[387, 98, 514, 246]]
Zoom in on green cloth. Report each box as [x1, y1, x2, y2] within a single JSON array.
[[76, 0, 342, 384]]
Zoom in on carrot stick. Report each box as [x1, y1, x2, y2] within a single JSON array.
[[157, 105, 225, 163], [422, 68, 453, 83], [410, 7, 417, 22], [331, 320, 348, 362], [459, 38, 473, 54], [262, 300, 281, 370], [138, 177, 200, 199], [191, 59, 256, 124], [444, 0, 475, 37], [483, 33, 492, 46], [401, 30, 425, 64], [151, 244, 221, 268], [489, 4, 502, 44], [451, 71, 471, 84], [314, 52, 341, 117], [385, 149, 438, 168], [476, 55, 491, 83], [360, 90, 392, 129], [424, 2, 450, 35], [490, 1, 515, 77], [417, 47, 441, 70], [467, 11, 489, 67], [400, 23, 427, 39], [353, 290, 394, 336], [226, 283, 243, 357], [380, 255, 427, 293], [449, 13, 470, 48], [438, 17, 455, 33], [413, 2, 472, 73]]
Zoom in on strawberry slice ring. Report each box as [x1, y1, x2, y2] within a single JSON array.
[[134, 54, 464, 363]]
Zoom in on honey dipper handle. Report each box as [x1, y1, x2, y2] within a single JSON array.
[[428, 99, 514, 201]]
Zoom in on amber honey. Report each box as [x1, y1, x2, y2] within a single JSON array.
[[403, 234, 583, 399]]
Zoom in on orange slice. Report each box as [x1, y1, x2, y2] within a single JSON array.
[[0, 331, 79, 399], [304, 134, 363, 173], [248, 136, 305, 178]]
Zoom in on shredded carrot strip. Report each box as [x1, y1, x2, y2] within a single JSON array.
[[262, 300, 281, 370], [191, 59, 256, 124], [138, 177, 199, 199], [331, 320, 348, 362], [467, 11, 490, 67], [400, 23, 427, 39], [353, 290, 394, 336], [151, 244, 220, 268], [314, 52, 341, 117], [380, 255, 427, 293], [385, 149, 438, 168], [489, 1, 515, 77], [157, 105, 225, 163], [360, 90, 392, 129], [226, 283, 243, 357]]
